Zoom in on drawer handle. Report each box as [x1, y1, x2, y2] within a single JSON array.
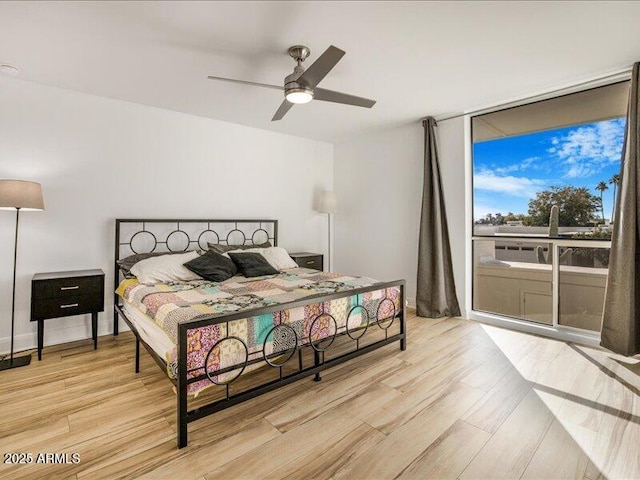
[[60, 303, 79, 309], [306, 261, 315, 265], [60, 286, 80, 291]]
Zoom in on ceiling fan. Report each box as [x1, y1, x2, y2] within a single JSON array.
[[207, 45, 376, 121]]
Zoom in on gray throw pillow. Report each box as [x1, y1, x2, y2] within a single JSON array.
[[228, 252, 279, 278], [207, 241, 272, 254], [183, 250, 238, 282]]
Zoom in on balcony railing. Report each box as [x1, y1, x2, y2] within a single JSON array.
[[472, 236, 610, 332]]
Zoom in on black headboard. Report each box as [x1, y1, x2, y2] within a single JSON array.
[[115, 218, 277, 261], [114, 217, 276, 289]]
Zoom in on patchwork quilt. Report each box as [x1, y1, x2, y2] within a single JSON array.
[[117, 268, 401, 396]]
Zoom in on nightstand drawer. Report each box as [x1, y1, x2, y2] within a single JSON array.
[[33, 275, 103, 300], [32, 293, 104, 321], [299, 257, 322, 270], [293, 255, 323, 271]]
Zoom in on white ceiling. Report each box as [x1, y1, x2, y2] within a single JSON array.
[[1, 1, 640, 143]]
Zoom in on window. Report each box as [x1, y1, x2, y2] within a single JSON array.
[[472, 81, 628, 238], [471, 81, 629, 332]]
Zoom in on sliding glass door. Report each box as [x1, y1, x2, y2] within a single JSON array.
[[470, 81, 627, 333]]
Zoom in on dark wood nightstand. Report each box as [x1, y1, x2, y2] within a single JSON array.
[[289, 252, 324, 271], [31, 269, 105, 360]]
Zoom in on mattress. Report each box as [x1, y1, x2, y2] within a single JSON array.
[[122, 300, 174, 361], [117, 268, 401, 396]]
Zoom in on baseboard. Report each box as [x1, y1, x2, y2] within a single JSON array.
[[406, 297, 416, 309], [0, 317, 130, 356]]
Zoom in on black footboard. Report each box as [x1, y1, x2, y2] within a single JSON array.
[[176, 280, 406, 448]]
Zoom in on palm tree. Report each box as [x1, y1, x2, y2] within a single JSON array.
[[609, 173, 620, 220], [596, 181, 608, 223]]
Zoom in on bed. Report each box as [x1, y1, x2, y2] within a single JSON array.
[[113, 219, 406, 448]]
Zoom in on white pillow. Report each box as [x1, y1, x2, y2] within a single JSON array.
[[262, 247, 298, 270], [225, 247, 298, 271], [130, 251, 202, 284]]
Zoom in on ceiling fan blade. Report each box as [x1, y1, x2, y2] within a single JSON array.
[[272, 99, 294, 121], [314, 88, 376, 108], [296, 45, 345, 88], [207, 75, 283, 91]]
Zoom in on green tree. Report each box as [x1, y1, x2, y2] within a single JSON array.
[[526, 186, 600, 227], [595, 181, 608, 223], [476, 213, 502, 225], [503, 212, 527, 223], [609, 173, 620, 220]]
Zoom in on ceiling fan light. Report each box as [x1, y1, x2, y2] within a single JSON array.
[[286, 88, 313, 104]]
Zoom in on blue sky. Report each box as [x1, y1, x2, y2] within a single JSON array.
[[473, 117, 625, 222]]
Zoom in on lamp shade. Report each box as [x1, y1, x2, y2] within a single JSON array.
[[0, 180, 44, 211], [318, 191, 338, 214]]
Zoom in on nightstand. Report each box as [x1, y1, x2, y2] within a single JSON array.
[[289, 252, 324, 271], [31, 269, 105, 360]]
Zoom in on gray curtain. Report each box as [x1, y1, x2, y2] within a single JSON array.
[[416, 117, 461, 318], [601, 62, 640, 356]]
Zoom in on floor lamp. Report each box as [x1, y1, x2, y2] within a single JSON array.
[[0, 180, 44, 371], [318, 191, 337, 272]]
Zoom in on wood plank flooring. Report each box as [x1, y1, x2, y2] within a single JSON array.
[[1, 312, 639, 479]]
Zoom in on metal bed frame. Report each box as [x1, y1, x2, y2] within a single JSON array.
[[113, 218, 406, 448]]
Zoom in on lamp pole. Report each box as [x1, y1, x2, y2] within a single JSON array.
[[318, 190, 336, 273], [327, 212, 331, 272], [9, 207, 20, 365], [1, 207, 31, 369]]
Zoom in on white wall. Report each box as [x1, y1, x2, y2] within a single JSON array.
[[0, 77, 333, 353], [334, 118, 466, 315]]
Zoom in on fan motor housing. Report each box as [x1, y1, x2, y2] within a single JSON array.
[[284, 66, 314, 100]]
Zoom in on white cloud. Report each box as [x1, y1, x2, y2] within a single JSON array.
[[494, 156, 539, 175], [565, 164, 596, 179], [548, 118, 625, 178], [474, 169, 548, 198], [494, 164, 521, 174]]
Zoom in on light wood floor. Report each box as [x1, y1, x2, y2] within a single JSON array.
[[1, 312, 639, 480]]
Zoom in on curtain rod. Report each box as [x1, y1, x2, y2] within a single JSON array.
[[423, 66, 633, 124]]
